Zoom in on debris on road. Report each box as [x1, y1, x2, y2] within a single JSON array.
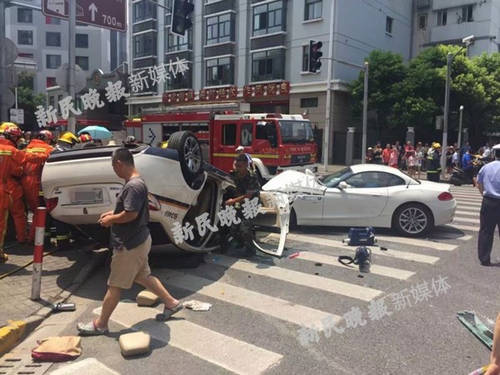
[[457, 311, 493, 350], [119, 331, 151, 357], [31, 336, 82, 362], [136, 290, 160, 306], [183, 300, 212, 311], [52, 303, 76, 312], [288, 252, 300, 259]]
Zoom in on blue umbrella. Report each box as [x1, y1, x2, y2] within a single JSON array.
[[77, 126, 112, 140]]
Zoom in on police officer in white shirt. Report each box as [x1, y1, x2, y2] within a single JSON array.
[[477, 144, 500, 266]]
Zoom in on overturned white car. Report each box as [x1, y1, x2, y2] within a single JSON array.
[[41, 132, 290, 256]]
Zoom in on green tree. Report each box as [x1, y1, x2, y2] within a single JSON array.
[[16, 71, 46, 129], [351, 50, 407, 132]]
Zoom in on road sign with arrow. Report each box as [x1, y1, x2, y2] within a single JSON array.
[[42, 0, 126, 32]]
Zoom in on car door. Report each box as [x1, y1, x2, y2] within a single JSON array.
[[322, 171, 389, 225]]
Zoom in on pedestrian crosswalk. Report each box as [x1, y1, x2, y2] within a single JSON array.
[[93, 184, 481, 374]]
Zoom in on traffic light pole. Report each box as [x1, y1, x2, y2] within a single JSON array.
[[67, 0, 76, 134], [323, 0, 336, 169], [0, 0, 8, 122]]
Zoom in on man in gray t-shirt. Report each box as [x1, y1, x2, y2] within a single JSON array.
[[110, 176, 150, 251], [77, 148, 183, 336]]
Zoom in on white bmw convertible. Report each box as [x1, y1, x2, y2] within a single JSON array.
[[262, 164, 456, 237]]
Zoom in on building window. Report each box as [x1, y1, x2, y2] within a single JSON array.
[[165, 64, 192, 90], [437, 10, 447, 26], [300, 97, 318, 108], [251, 49, 285, 82], [206, 13, 234, 45], [134, 32, 157, 58], [206, 57, 234, 86], [46, 77, 57, 88], [386, 16, 393, 34], [46, 32, 61, 47], [253, 1, 285, 36], [222, 124, 236, 145], [18, 8, 32, 23], [302, 45, 310, 72], [49, 95, 55, 107], [76, 34, 89, 48], [418, 14, 427, 29], [18, 30, 33, 45], [461, 5, 473, 23], [46, 54, 61, 69], [133, 0, 157, 23], [76, 56, 89, 71], [305, 0, 322, 20], [45, 16, 61, 25], [166, 28, 192, 52]]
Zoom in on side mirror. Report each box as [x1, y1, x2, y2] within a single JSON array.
[[338, 181, 348, 190]]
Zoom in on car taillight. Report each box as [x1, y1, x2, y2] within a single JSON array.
[[45, 197, 58, 213], [438, 192, 453, 201], [148, 195, 161, 211]]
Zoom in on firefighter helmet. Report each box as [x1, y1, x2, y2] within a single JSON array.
[[59, 132, 80, 145], [39, 130, 54, 142]]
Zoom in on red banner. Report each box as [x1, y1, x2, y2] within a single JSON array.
[[162, 90, 195, 105], [199, 86, 238, 102], [243, 81, 290, 100]]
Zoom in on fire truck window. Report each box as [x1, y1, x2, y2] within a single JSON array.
[[256, 122, 267, 140], [240, 123, 253, 146], [222, 123, 236, 145]]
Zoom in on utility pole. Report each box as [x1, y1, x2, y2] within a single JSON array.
[[440, 52, 452, 179], [0, 0, 8, 122], [67, 0, 76, 134], [458, 105, 464, 150], [323, 0, 336, 170], [361, 62, 369, 164]]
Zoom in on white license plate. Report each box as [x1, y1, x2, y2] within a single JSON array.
[[73, 189, 103, 204]]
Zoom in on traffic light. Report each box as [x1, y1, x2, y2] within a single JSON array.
[[171, 0, 194, 37], [309, 40, 323, 73]]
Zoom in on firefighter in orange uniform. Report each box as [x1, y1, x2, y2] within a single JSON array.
[[22, 130, 54, 241], [0, 126, 25, 262]]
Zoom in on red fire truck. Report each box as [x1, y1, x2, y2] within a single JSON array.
[[124, 112, 318, 180]]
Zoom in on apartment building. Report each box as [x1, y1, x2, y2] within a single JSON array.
[[412, 0, 500, 57], [128, 0, 413, 161], [5, 1, 126, 95]]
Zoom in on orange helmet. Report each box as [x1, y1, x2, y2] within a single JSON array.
[[39, 130, 54, 142], [4, 125, 22, 139], [79, 134, 92, 143]]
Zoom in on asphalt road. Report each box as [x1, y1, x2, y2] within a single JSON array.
[[6, 185, 500, 375]]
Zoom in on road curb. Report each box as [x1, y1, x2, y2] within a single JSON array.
[[0, 251, 106, 356]]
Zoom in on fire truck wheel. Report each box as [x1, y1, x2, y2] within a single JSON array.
[[168, 131, 203, 184]]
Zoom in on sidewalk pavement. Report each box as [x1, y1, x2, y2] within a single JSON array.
[[0, 240, 103, 356]]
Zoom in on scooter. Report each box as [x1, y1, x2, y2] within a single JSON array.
[[449, 158, 485, 186]]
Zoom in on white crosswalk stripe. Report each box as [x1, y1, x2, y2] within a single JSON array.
[[457, 203, 481, 209], [455, 210, 479, 217], [453, 217, 479, 224], [164, 270, 342, 329], [282, 233, 440, 263], [446, 223, 479, 232], [206, 255, 383, 302], [94, 304, 283, 375], [375, 234, 457, 251]]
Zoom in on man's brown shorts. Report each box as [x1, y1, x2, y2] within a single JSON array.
[[108, 235, 152, 289]]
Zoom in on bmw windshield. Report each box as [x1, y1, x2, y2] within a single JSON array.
[[279, 120, 315, 144]]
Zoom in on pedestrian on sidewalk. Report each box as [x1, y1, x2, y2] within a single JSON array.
[[415, 142, 424, 179], [382, 143, 391, 165], [389, 145, 399, 169], [77, 148, 182, 335], [476, 144, 500, 266]]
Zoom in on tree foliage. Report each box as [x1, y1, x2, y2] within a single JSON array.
[[351, 46, 500, 144]]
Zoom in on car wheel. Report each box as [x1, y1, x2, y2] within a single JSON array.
[[393, 203, 434, 237], [168, 131, 203, 184]]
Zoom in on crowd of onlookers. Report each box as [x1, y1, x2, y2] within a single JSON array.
[[365, 140, 496, 180]]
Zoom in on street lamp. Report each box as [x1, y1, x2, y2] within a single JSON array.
[[457, 105, 464, 150], [440, 35, 474, 179]]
